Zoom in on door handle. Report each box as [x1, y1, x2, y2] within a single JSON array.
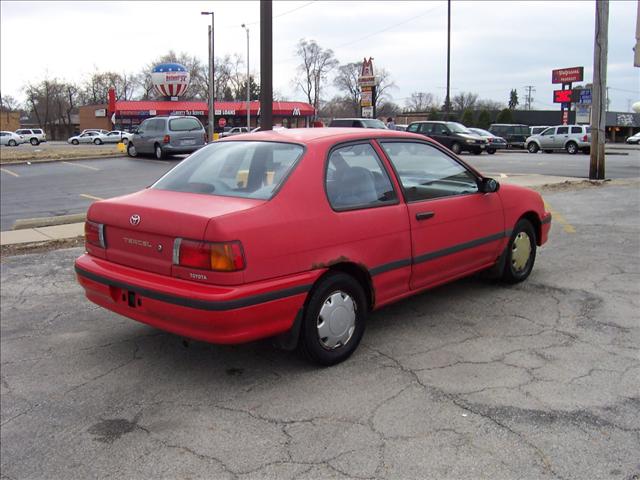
[[416, 211, 435, 221]]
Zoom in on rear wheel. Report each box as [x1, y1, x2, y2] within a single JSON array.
[[154, 144, 165, 160], [527, 142, 539, 153], [501, 219, 537, 284], [487, 148, 496, 154], [122, 138, 129, 145], [127, 142, 137, 157], [450, 142, 462, 155], [30, 138, 39, 146], [8, 139, 17, 147], [472, 148, 482, 155], [94, 138, 103, 145], [298, 272, 367, 366], [71, 139, 79, 145], [566, 141, 578, 154]]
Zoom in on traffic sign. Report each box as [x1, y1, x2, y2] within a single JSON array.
[[218, 117, 227, 127]]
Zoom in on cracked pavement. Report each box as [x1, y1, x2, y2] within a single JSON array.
[[1, 183, 639, 480]]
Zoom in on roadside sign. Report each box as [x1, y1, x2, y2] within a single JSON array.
[[218, 117, 227, 127], [576, 105, 591, 124], [579, 89, 592, 104], [360, 90, 372, 107], [553, 89, 573, 103], [552, 66, 584, 84], [562, 110, 569, 125], [361, 106, 374, 118]]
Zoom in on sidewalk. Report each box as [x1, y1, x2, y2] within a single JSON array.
[[1, 174, 606, 248]]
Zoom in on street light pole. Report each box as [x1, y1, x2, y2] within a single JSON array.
[[242, 24, 250, 130], [201, 11, 215, 141]]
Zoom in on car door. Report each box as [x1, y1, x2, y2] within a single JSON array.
[[554, 126, 569, 149], [378, 140, 504, 290], [429, 123, 453, 149], [136, 119, 153, 153], [538, 127, 556, 149]]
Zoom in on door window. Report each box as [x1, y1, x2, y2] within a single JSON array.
[[556, 127, 569, 134], [326, 143, 397, 210], [407, 124, 420, 133], [541, 128, 554, 136], [380, 141, 478, 202], [432, 124, 448, 135], [571, 127, 582, 134]]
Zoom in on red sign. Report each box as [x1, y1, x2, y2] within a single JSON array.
[[552, 66, 584, 84], [553, 89, 573, 103], [562, 110, 569, 125], [218, 117, 227, 127]]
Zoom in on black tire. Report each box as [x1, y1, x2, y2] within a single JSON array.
[[154, 144, 165, 160], [71, 139, 79, 145], [487, 148, 496, 154], [450, 142, 462, 155], [30, 138, 39, 146], [527, 142, 539, 153], [94, 138, 103, 145], [501, 219, 537, 284], [298, 272, 367, 366], [127, 142, 138, 157], [472, 148, 482, 155], [565, 141, 578, 154], [8, 139, 17, 147]]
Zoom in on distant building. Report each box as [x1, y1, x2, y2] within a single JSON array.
[[0, 110, 20, 131]]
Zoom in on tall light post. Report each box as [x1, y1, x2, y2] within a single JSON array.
[[201, 11, 215, 141], [241, 24, 251, 130]]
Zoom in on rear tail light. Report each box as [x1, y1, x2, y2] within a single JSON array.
[[163, 135, 170, 144], [582, 134, 588, 142], [85, 221, 106, 248], [173, 239, 245, 272]]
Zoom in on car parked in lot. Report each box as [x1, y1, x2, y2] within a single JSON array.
[[488, 124, 530, 148], [104, 130, 133, 144], [75, 128, 551, 366], [0, 131, 24, 146], [127, 115, 207, 159], [530, 125, 550, 136], [15, 128, 46, 145], [406, 121, 487, 155], [625, 132, 640, 144], [68, 131, 108, 145], [525, 125, 591, 154], [220, 126, 250, 138], [468, 128, 507, 154], [82, 129, 110, 135], [328, 118, 388, 129]]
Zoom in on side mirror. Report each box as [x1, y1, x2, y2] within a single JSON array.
[[480, 177, 500, 193]]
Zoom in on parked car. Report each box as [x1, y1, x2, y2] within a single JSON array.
[[68, 131, 108, 145], [488, 124, 530, 148], [394, 124, 408, 132], [15, 128, 46, 145], [530, 125, 550, 136], [525, 125, 591, 154], [104, 130, 133, 144], [0, 131, 24, 147], [406, 121, 487, 154], [74, 128, 551, 366], [220, 126, 250, 138], [328, 118, 388, 129], [468, 128, 507, 154], [625, 132, 640, 144], [82, 129, 110, 135], [127, 116, 207, 159]]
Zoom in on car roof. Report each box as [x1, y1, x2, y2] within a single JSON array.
[[222, 127, 426, 145]]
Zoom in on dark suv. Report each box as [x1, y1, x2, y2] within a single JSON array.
[[489, 124, 530, 148], [406, 121, 487, 154]]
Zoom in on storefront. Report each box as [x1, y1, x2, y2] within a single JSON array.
[[80, 100, 316, 133]]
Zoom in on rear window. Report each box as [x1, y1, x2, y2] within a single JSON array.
[[152, 141, 304, 200], [361, 119, 387, 129], [169, 118, 202, 131], [33, 129, 43, 134], [329, 119, 354, 127]]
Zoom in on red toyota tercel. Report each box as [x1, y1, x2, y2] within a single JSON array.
[[75, 128, 551, 365]]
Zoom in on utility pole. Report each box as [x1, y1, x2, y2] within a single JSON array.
[[445, 0, 451, 119], [202, 11, 215, 141], [590, 0, 608, 180], [524, 85, 536, 110], [259, 0, 273, 130]]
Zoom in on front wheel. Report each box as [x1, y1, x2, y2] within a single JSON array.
[[127, 142, 138, 157], [450, 142, 462, 155], [501, 219, 537, 284], [122, 138, 128, 145], [472, 148, 482, 155], [71, 139, 79, 145], [154, 144, 165, 160], [566, 141, 578, 154], [8, 139, 17, 147], [527, 142, 539, 153], [298, 272, 367, 366], [94, 138, 103, 145], [487, 148, 496, 154], [30, 138, 39, 146]]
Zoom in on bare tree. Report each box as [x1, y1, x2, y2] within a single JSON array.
[[404, 92, 437, 112], [333, 62, 361, 116], [451, 91, 479, 111], [295, 39, 339, 116], [475, 98, 505, 111], [0, 94, 20, 111], [373, 68, 396, 114]]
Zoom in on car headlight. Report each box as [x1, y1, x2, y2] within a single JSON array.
[[466, 139, 474, 144]]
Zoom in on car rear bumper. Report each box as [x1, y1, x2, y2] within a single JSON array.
[[164, 144, 205, 154], [75, 254, 321, 344]]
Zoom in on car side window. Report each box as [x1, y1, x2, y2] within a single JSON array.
[[326, 143, 397, 210], [571, 127, 582, 134], [541, 128, 554, 136], [380, 141, 479, 202], [407, 124, 420, 133], [557, 127, 569, 134], [418, 124, 431, 134]]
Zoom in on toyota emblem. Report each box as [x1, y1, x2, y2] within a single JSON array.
[[130, 214, 141, 226]]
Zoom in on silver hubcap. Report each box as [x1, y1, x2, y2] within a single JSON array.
[[317, 291, 356, 350], [511, 232, 532, 272], [156, 147, 161, 158], [129, 145, 136, 156]]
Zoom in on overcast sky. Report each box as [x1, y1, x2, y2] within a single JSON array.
[[1, 0, 638, 111]]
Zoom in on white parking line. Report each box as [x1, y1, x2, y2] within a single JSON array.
[[0, 167, 20, 177], [61, 161, 100, 171], [80, 194, 105, 201]]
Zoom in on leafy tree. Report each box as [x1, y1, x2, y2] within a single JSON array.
[[295, 39, 339, 117], [508, 89, 519, 110], [477, 109, 491, 129], [461, 108, 474, 126], [496, 108, 513, 123]]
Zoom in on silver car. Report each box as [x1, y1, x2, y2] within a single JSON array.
[[127, 116, 206, 159], [0, 131, 24, 146], [15, 128, 46, 145], [525, 125, 591, 154], [68, 131, 109, 145], [104, 130, 133, 144]]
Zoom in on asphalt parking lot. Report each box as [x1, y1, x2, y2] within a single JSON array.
[[1, 181, 639, 479]]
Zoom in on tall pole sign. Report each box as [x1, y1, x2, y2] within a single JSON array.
[[552, 66, 584, 125], [358, 57, 377, 119]]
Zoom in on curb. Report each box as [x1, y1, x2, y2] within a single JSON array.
[[13, 213, 86, 230], [1, 153, 126, 166]]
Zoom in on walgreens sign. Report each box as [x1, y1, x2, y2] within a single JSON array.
[[552, 67, 584, 84]]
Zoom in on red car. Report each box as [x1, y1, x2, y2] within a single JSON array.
[[75, 128, 551, 365]]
